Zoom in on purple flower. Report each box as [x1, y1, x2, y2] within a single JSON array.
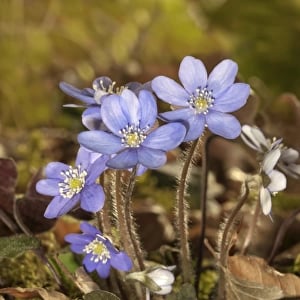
[[36, 147, 108, 218], [60, 77, 151, 130], [260, 149, 287, 215], [78, 89, 186, 170], [65, 222, 132, 278], [152, 56, 250, 141]]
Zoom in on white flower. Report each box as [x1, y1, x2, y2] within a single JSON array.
[[260, 150, 287, 215], [147, 266, 175, 295], [277, 147, 300, 179]]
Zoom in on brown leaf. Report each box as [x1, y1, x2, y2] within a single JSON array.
[[0, 287, 69, 300], [226, 255, 300, 299], [74, 267, 100, 294]]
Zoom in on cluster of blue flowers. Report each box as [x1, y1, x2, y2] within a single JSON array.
[[36, 56, 251, 280]]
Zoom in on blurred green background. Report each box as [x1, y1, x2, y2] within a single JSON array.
[[1, 0, 300, 130]]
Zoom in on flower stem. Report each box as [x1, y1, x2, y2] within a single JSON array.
[[240, 198, 260, 255], [124, 167, 145, 270], [177, 139, 199, 283]]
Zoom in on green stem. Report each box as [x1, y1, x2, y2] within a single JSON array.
[[177, 139, 199, 283]]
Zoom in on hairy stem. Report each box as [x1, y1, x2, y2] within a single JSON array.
[[124, 167, 145, 270], [177, 139, 199, 283], [240, 199, 260, 255]]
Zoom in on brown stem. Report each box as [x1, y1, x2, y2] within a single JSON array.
[[177, 139, 199, 283]]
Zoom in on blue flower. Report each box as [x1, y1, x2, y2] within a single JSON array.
[[60, 77, 151, 130], [36, 147, 108, 218], [78, 89, 186, 170], [65, 222, 133, 278], [152, 56, 250, 141]]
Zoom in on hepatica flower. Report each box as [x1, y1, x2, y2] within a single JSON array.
[[65, 222, 132, 278], [260, 149, 287, 215], [152, 56, 250, 141], [146, 267, 175, 295], [36, 147, 108, 218], [78, 89, 186, 170]]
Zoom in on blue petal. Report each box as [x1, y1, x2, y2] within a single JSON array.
[[106, 149, 138, 169], [101, 95, 129, 135], [152, 76, 189, 106], [178, 56, 208, 94], [206, 111, 241, 139], [96, 261, 111, 278], [44, 194, 80, 219], [78, 131, 123, 155], [137, 147, 166, 169], [45, 162, 69, 179], [110, 251, 133, 271], [213, 83, 250, 113], [86, 155, 109, 183], [82, 106, 102, 130], [59, 82, 95, 105], [184, 114, 206, 142], [65, 233, 93, 245], [207, 59, 238, 96], [80, 222, 101, 235], [70, 243, 85, 254], [136, 164, 148, 176], [76, 147, 91, 170], [80, 184, 105, 213], [119, 89, 141, 125], [83, 253, 97, 272], [143, 123, 186, 151], [139, 90, 158, 129], [36, 179, 60, 196], [160, 108, 193, 122]]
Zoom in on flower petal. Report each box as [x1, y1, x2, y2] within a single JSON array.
[[83, 253, 97, 272], [78, 131, 123, 155], [206, 111, 241, 139], [260, 187, 272, 215], [76, 147, 91, 170], [281, 148, 299, 163], [70, 243, 86, 254], [152, 76, 189, 106], [178, 56, 207, 94], [183, 114, 206, 142], [213, 83, 250, 113], [86, 155, 109, 183], [139, 90, 158, 129], [137, 147, 166, 169], [207, 59, 238, 95], [43, 194, 80, 218], [268, 170, 287, 192], [119, 89, 141, 125], [80, 184, 105, 213], [101, 95, 128, 134], [110, 251, 133, 272], [45, 162, 69, 179], [96, 261, 111, 278], [160, 108, 193, 122], [143, 123, 186, 151], [262, 148, 281, 174], [106, 149, 138, 169], [36, 179, 60, 196], [80, 222, 101, 235], [59, 82, 95, 105], [64, 233, 93, 245], [241, 125, 268, 152], [82, 106, 102, 130]]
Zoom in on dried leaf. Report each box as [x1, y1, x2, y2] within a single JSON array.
[[226, 255, 300, 299], [74, 267, 100, 294], [84, 290, 120, 300], [0, 287, 69, 299]]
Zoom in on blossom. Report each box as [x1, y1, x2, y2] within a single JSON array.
[[65, 222, 132, 278], [152, 56, 250, 141], [260, 149, 287, 215], [60, 77, 151, 130], [36, 147, 108, 218], [277, 147, 300, 179], [146, 267, 175, 295], [78, 89, 186, 170]]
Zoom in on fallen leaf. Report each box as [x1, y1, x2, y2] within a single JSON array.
[[0, 287, 69, 299], [74, 267, 100, 294]]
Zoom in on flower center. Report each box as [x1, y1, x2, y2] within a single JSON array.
[[120, 124, 147, 148], [188, 87, 214, 114], [58, 165, 87, 199], [93, 79, 127, 104], [83, 235, 111, 264]]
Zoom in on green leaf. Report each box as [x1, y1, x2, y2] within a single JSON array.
[[84, 290, 120, 300], [0, 235, 40, 258]]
